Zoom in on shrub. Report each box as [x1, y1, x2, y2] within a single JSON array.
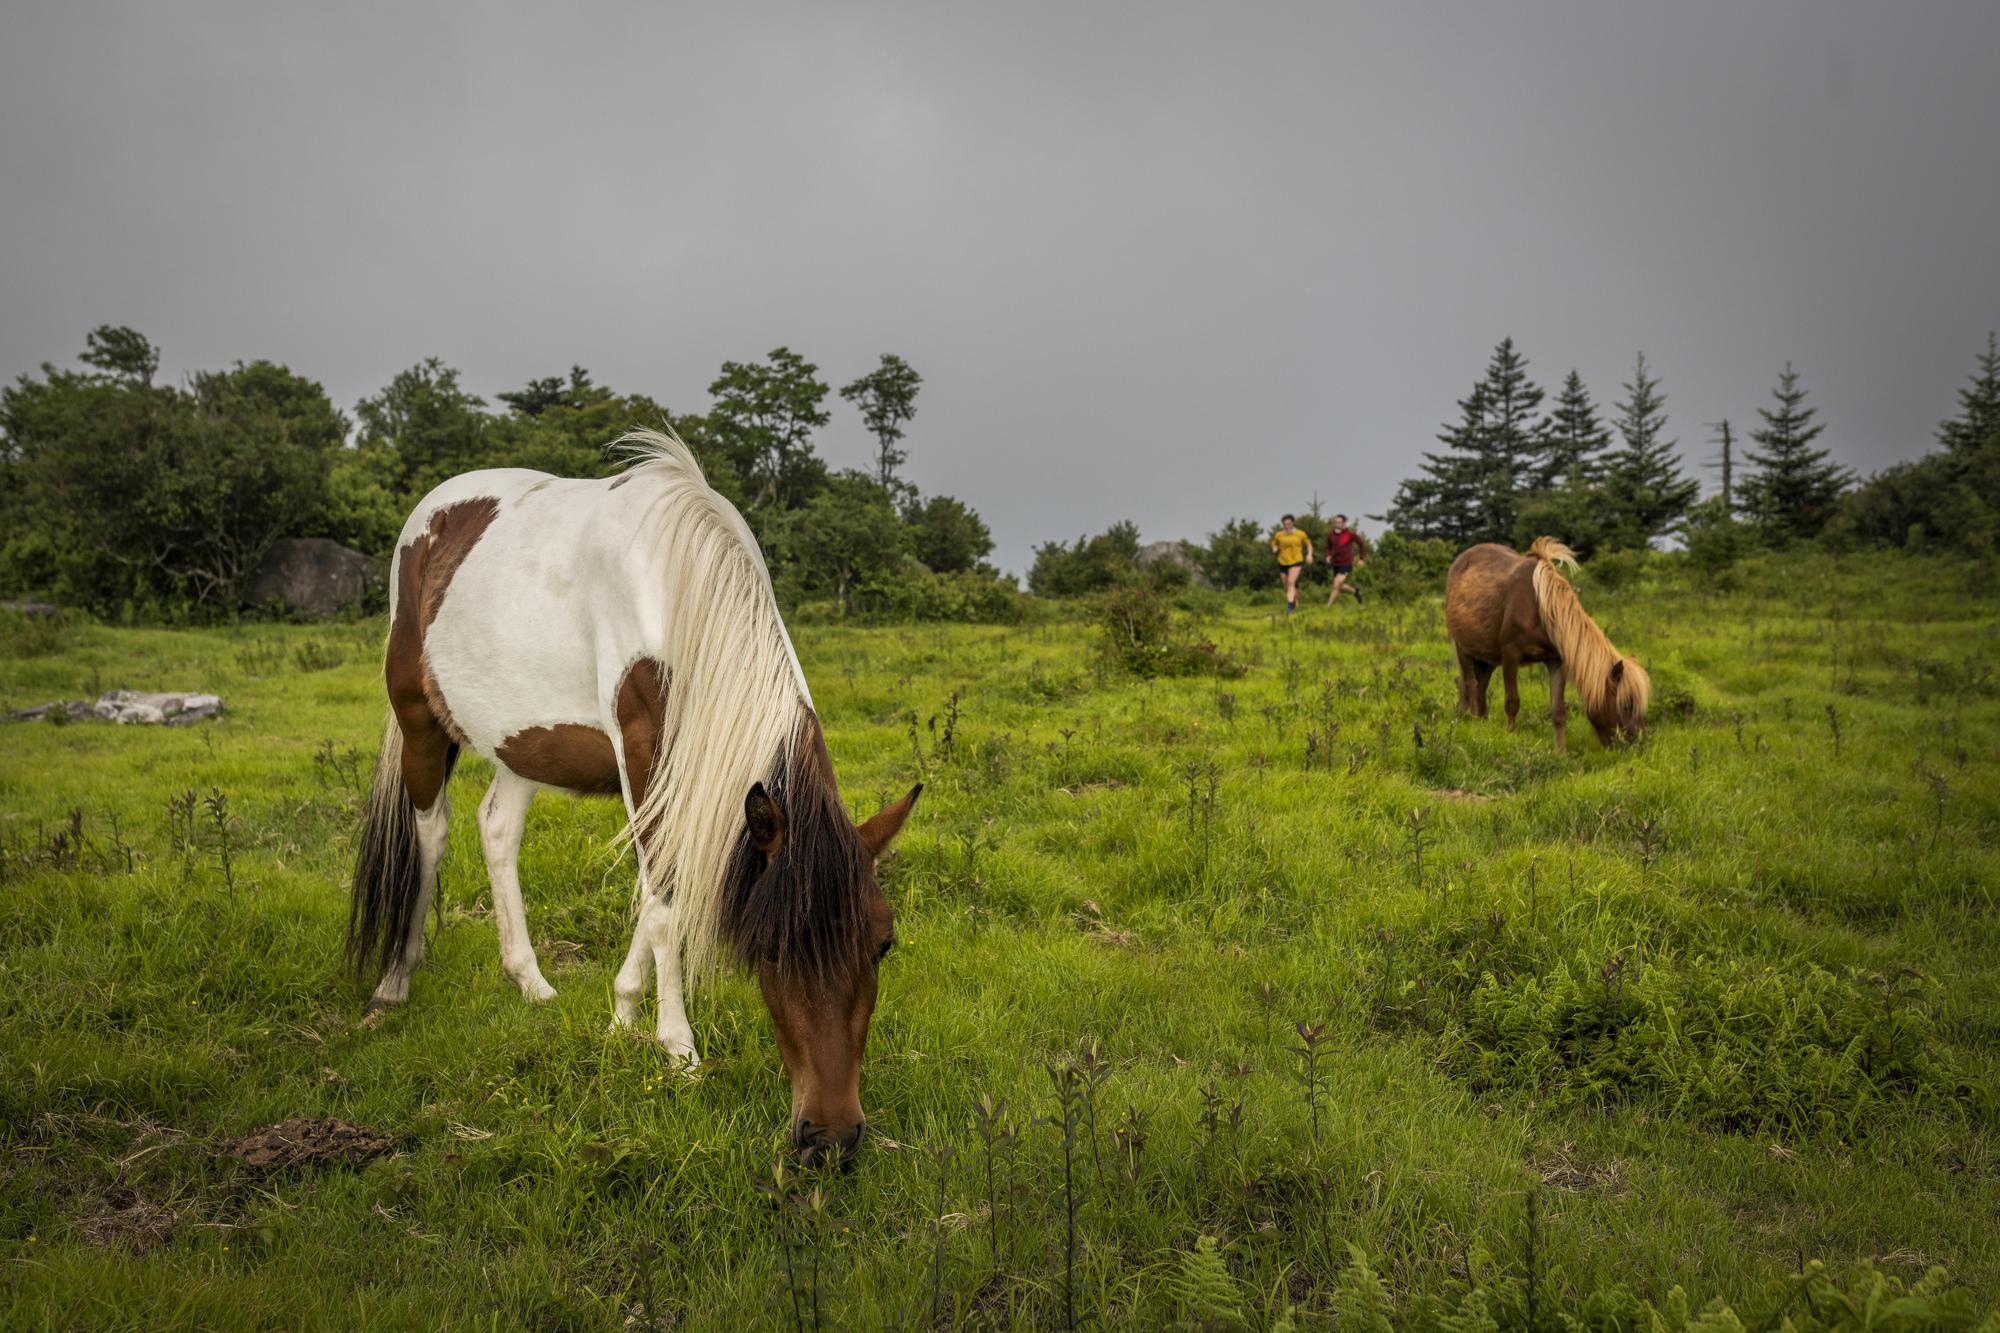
[[1577, 546, 1645, 592], [1195, 517, 1270, 592], [1514, 483, 1614, 561], [1678, 495, 1753, 570], [1030, 521, 1141, 597], [1094, 582, 1243, 678], [0, 607, 87, 659], [1823, 436, 1999, 557], [1361, 530, 1455, 603], [865, 564, 1026, 624]]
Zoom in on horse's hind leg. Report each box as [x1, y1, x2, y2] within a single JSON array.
[[480, 768, 555, 1002], [1472, 660, 1496, 719], [368, 730, 453, 1010], [1502, 653, 1522, 731]]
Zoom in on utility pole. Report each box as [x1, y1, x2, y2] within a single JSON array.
[[1705, 419, 1734, 511]]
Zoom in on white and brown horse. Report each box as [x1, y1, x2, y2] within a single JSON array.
[[1444, 536, 1650, 751], [346, 430, 918, 1164]]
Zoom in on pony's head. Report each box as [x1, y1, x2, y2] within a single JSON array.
[[726, 772, 921, 1168], [1587, 656, 1652, 745]]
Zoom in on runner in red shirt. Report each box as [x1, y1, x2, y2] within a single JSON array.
[[1323, 514, 1367, 607]]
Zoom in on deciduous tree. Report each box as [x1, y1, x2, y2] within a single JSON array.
[[707, 347, 830, 510], [840, 354, 922, 494]]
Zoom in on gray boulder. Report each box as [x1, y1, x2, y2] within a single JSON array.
[[247, 538, 380, 620], [95, 690, 223, 726], [1137, 540, 1210, 588]]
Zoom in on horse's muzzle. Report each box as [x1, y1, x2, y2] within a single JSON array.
[[795, 1118, 865, 1170]]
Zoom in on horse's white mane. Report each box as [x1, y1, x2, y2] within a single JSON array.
[[1527, 536, 1651, 719], [612, 428, 812, 982]]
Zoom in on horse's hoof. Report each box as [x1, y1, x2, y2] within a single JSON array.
[[658, 1038, 702, 1072]]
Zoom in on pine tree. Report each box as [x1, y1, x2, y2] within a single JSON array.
[[1387, 383, 1490, 545], [1473, 338, 1549, 539], [1541, 370, 1612, 489], [1386, 338, 1546, 544], [1739, 362, 1852, 542], [1601, 352, 1699, 548], [1937, 331, 2000, 453]]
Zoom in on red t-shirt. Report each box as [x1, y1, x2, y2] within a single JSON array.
[[1326, 529, 1366, 566]]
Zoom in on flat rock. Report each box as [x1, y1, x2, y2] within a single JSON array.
[[5, 700, 93, 723], [94, 690, 224, 726]]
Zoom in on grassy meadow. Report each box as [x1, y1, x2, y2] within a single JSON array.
[[2, 550, 1997, 1330]]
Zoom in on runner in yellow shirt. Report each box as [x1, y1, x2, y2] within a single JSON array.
[[1270, 514, 1313, 615]]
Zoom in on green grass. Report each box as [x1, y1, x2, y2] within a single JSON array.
[[2, 550, 1996, 1330]]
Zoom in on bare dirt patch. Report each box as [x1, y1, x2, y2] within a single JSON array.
[[1071, 898, 1137, 947], [79, 1183, 183, 1253], [225, 1118, 394, 1173], [1533, 1141, 1627, 1194]]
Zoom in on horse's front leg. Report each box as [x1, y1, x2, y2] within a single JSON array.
[[613, 888, 698, 1065], [1547, 662, 1568, 753]]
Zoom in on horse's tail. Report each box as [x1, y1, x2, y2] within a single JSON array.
[[1526, 536, 1579, 572], [346, 712, 441, 983]]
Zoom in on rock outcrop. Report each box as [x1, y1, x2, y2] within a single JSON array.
[[246, 538, 380, 620]]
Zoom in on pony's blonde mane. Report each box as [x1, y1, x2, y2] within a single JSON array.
[[612, 428, 813, 982], [1526, 537, 1651, 719]]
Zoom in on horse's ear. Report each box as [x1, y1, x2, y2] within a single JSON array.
[[1609, 659, 1626, 685], [857, 783, 922, 859], [745, 783, 787, 856]]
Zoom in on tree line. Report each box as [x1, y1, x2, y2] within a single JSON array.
[[0, 330, 1016, 621], [1031, 331, 1999, 598], [1384, 337, 1859, 556], [5, 324, 1994, 621]]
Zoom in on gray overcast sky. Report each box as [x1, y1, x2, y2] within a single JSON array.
[[3, 3, 1996, 575]]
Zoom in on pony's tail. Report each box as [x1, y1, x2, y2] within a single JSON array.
[[1526, 536, 1579, 572], [345, 713, 438, 984]]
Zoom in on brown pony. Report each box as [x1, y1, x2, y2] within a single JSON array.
[[1444, 537, 1650, 750]]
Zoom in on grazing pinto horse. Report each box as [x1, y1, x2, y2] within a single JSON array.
[[346, 430, 919, 1164], [1444, 537, 1650, 751]]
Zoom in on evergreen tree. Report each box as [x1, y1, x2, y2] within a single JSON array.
[[1540, 369, 1612, 489], [1938, 331, 2000, 453], [1600, 352, 1699, 548], [1386, 338, 1546, 544], [1471, 337, 1548, 539], [1738, 363, 1851, 542], [1386, 383, 1489, 544]]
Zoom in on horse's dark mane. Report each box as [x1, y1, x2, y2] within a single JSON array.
[[718, 715, 873, 992]]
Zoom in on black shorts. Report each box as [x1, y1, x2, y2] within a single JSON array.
[[1279, 561, 1304, 572], [1331, 564, 1353, 578]]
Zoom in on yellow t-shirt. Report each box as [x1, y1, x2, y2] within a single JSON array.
[[1272, 528, 1310, 565]]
